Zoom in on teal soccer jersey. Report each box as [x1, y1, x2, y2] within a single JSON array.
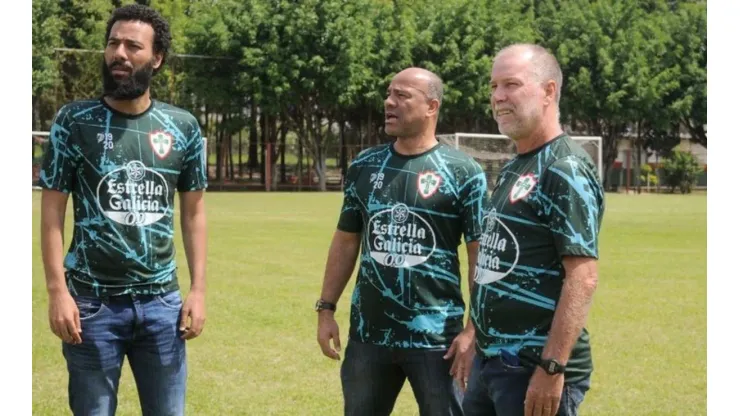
[[338, 141, 487, 349], [39, 98, 208, 297], [471, 134, 604, 383]]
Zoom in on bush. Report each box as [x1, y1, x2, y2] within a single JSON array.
[[640, 164, 659, 187], [661, 150, 704, 194]]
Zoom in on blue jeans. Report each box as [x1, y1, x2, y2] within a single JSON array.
[[462, 354, 590, 416], [340, 339, 464, 416], [61, 290, 187, 416]]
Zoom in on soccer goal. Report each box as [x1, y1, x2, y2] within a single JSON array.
[[437, 132, 603, 188]]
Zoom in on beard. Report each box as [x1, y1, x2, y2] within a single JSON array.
[[496, 103, 541, 141], [102, 58, 156, 100]]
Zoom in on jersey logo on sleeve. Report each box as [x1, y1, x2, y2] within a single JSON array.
[[509, 173, 537, 203], [417, 171, 442, 199], [149, 131, 174, 160]]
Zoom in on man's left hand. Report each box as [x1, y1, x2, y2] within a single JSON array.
[[444, 326, 475, 391], [179, 291, 206, 340], [524, 367, 564, 416]]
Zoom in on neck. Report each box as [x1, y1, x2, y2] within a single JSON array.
[[103, 91, 152, 116], [393, 129, 438, 156], [513, 118, 563, 154]]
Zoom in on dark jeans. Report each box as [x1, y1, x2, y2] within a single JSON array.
[[462, 354, 590, 416], [340, 339, 464, 416], [62, 290, 187, 416]]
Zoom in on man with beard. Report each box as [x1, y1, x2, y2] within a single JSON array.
[[316, 67, 487, 416], [460, 44, 604, 416], [39, 4, 207, 415]]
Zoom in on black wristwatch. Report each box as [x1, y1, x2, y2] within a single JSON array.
[[315, 299, 336, 312], [539, 358, 565, 375]]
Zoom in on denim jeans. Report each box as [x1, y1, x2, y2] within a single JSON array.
[[340, 339, 464, 416], [61, 290, 187, 416], [462, 354, 590, 416]]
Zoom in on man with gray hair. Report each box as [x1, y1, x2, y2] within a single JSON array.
[[316, 67, 487, 415], [461, 44, 605, 416]]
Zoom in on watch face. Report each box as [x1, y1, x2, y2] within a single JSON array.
[[543, 360, 563, 374]]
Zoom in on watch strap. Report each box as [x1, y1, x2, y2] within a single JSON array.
[[315, 299, 336, 312]]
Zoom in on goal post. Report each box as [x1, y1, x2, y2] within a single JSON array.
[[437, 132, 603, 187]]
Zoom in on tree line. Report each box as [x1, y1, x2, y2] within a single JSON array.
[[32, 0, 706, 190]]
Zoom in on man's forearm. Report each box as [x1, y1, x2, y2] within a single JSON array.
[[320, 231, 361, 304], [464, 241, 479, 329], [41, 191, 68, 294], [541, 258, 598, 363], [181, 202, 207, 294]]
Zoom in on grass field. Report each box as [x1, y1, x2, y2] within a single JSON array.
[[31, 191, 707, 415]]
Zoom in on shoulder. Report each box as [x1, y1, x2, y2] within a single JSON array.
[[349, 143, 391, 169], [542, 154, 603, 204], [435, 144, 483, 170], [432, 144, 486, 189], [55, 99, 105, 124], [545, 136, 597, 170], [152, 100, 201, 128]]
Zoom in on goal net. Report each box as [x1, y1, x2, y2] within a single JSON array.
[[437, 133, 603, 190]]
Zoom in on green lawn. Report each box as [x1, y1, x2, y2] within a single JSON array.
[[31, 192, 707, 415]]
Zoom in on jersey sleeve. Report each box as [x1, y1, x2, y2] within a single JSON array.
[[336, 161, 364, 233], [459, 161, 488, 243], [177, 118, 208, 192], [540, 156, 604, 259], [38, 105, 80, 193]]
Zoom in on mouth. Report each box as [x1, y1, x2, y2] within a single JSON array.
[[109, 65, 132, 77], [496, 109, 514, 117], [385, 113, 398, 123]]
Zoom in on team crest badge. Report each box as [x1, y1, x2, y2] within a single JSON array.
[[149, 131, 174, 160], [509, 173, 537, 203], [417, 171, 442, 199]]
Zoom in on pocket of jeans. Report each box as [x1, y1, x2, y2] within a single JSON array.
[[156, 291, 183, 310], [497, 355, 530, 372], [74, 296, 107, 321], [562, 379, 589, 415]]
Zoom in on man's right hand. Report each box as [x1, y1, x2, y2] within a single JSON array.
[[317, 311, 341, 360], [48, 290, 82, 345]]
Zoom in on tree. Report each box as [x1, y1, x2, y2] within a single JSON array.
[[662, 149, 704, 194], [32, 0, 63, 130], [666, 1, 707, 147], [538, 0, 652, 185]]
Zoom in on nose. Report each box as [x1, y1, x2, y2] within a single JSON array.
[[491, 86, 506, 104], [384, 94, 396, 110], [112, 43, 128, 62]]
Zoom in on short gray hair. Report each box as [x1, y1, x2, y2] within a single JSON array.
[[426, 72, 444, 106], [496, 43, 563, 105]]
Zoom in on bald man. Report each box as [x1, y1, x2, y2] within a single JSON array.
[[315, 67, 488, 416], [462, 44, 604, 416]]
